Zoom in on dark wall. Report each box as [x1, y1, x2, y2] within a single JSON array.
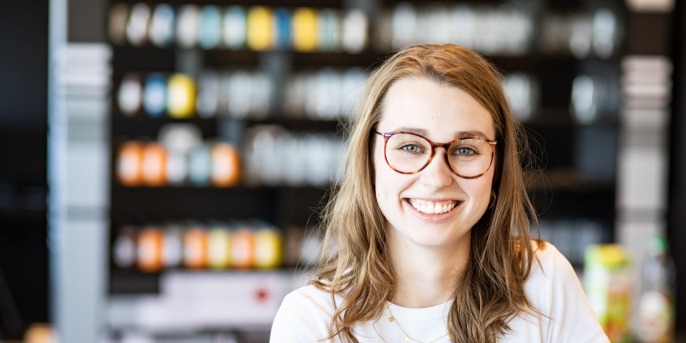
[[670, 1, 686, 336], [0, 2, 49, 179], [0, 2, 49, 133], [0, 0, 50, 339]]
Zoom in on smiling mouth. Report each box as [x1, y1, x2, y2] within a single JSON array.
[[407, 199, 461, 215]]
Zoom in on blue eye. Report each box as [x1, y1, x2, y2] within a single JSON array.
[[451, 138, 489, 157], [454, 147, 476, 156], [400, 144, 424, 154]]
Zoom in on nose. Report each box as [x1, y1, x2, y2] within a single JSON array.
[[419, 147, 454, 189]]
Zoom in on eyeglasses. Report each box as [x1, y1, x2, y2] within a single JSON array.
[[374, 131, 497, 179]]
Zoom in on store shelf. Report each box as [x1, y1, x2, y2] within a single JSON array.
[[112, 46, 263, 73], [110, 270, 161, 294], [111, 115, 219, 138], [111, 115, 343, 137], [245, 117, 343, 132], [110, 185, 328, 225], [112, 46, 178, 74], [110, 186, 278, 222]]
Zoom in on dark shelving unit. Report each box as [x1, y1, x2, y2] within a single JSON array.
[[104, 0, 627, 339]]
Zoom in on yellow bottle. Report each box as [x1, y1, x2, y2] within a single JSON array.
[[167, 74, 196, 118], [292, 8, 318, 52], [247, 6, 273, 51]]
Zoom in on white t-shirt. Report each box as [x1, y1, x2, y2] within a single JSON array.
[[270, 243, 609, 342]]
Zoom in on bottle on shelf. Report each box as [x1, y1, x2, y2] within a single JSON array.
[[584, 244, 633, 342], [633, 235, 676, 343]]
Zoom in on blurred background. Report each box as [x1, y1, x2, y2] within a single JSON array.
[[0, 0, 684, 342]]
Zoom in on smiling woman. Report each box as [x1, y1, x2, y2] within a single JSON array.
[[270, 44, 609, 343]]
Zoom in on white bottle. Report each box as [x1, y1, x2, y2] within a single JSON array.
[[634, 236, 676, 343]]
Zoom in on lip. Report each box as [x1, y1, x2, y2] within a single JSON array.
[[403, 198, 463, 222]]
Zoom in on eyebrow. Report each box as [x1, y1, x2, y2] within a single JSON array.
[[390, 127, 493, 140]]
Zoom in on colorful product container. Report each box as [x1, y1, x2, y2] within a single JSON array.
[[583, 244, 633, 342]]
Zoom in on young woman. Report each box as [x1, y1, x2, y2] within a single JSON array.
[[270, 44, 608, 343]]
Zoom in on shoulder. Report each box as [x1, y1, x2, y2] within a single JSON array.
[[524, 240, 577, 283], [524, 241, 581, 302], [280, 283, 340, 316], [270, 284, 340, 342]]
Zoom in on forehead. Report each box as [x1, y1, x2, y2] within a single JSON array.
[[378, 77, 495, 139]]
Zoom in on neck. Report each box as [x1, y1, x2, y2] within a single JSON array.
[[389, 233, 470, 308]]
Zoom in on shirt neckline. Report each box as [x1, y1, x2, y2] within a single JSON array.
[[386, 300, 453, 321]]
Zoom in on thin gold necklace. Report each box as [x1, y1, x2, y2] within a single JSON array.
[[385, 303, 453, 343]]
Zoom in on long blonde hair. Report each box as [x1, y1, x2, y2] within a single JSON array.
[[314, 44, 542, 342]]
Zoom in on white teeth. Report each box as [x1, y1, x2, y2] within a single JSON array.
[[408, 199, 458, 214]]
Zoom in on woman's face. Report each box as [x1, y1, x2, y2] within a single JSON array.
[[373, 77, 496, 251]]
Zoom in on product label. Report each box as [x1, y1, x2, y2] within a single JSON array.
[[637, 290, 674, 342]]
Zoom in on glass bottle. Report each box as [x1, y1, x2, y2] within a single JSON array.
[[634, 235, 676, 343]]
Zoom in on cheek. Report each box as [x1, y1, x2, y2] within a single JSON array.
[[374, 165, 391, 202], [458, 180, 493, 229], [466, 175, 495, 210], [373, 149, 405, 210]]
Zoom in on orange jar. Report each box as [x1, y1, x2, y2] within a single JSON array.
[[231, 228, 255, 269], [141, 142, 167, 186], [117, 141, 143, 186], [137, 227, 164, 272], [211, 142, 241, 187], [183, 226, 208, 269]]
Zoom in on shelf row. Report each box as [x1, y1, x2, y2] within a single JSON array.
[[115, 67, 366, 121], [111, 217, 612, 273], [110, 216, 616, 275], [114, 124, 344, 187], [110, 3, 369, 53], [109, 1, 623, 59], [112, 220, 295, 272], [107, 215, 612, 295], [113, 68, 620, 125]]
